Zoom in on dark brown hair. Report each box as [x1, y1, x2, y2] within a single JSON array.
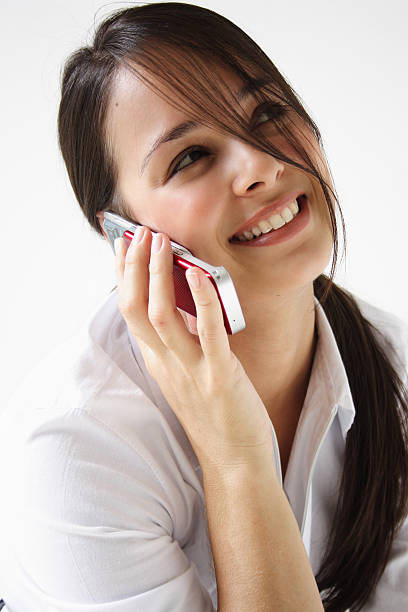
[[57, 3, 408, 610]]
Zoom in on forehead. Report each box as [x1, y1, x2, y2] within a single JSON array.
[[104, 62, 252, 184], [107, 66, 191, 145], [105, 68, 170, 186], [106, 62, 251, 148]]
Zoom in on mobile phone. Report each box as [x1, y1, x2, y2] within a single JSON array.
[[103, 211, 246, 335]]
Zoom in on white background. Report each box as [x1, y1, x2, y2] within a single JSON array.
[[2, 0, 407, 406]]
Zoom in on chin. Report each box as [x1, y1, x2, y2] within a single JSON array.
[[248, 233, 333, 293]]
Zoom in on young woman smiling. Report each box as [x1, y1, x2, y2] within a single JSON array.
[[0, 3, 406, 611]]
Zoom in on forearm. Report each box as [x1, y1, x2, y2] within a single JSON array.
[[202, 458, 323, 612]]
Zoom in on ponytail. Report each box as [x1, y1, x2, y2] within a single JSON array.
[[313, 274, 408, 611]]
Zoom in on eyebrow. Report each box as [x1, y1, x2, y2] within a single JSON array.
[[139, 77, 269, 176]]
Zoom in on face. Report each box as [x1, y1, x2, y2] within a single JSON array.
[[100, 64, 333, 324]]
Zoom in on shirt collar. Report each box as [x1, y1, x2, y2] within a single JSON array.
[[312, 296, 356, 440]]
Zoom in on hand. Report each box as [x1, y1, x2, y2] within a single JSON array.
[[114, 227, 273, 470]]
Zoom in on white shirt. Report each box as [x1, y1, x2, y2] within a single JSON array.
[[0, 289, 407, 611]]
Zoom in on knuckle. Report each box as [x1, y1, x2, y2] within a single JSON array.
[[199, 326, 219, 341], [195, 296, 213, 308], [118, 298, 134, 317], [148, 309, 169, 329], [148, 262, 162, 276], [124, 249, 139, 264], [206, 371, 226, 394]]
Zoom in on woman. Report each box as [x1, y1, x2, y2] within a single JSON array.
[[0, 2, 407, 611]]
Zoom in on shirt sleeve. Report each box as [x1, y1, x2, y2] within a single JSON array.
[[4, 405, 215, 612]]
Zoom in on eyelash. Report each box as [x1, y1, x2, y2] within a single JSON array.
[[169, 101, 287, 178]]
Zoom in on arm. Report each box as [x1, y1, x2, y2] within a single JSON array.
[[0, 401, 215, 612], [202, 459, 323, 612], [114, 229, 323, 611]]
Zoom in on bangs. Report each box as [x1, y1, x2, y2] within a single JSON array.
[[119, 43, 323, 181]]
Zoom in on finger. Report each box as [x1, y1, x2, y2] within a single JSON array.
[[147, 232, 202, 361], [185, 266, 231, 364], [114, 235, 126, 279], [115, 228, 167, 358]]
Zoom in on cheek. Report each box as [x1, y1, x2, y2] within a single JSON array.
[[154, 188, 219, 244], [277, 119, 327, 174]]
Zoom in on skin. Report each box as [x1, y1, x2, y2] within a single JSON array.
[[97, 64, 334, 478]]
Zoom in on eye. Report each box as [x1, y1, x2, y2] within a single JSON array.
[[251, 101, 287, 128], [170, 146, 210, 177], [168, 102, 286, 178]]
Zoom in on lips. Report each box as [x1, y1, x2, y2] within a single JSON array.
[[228, 190, 304, 241]]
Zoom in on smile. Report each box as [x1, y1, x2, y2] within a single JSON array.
[[230, 196, 303, 242], [228, 195, 309, 247]]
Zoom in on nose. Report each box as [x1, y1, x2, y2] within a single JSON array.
[[230, 140, 285, 197]]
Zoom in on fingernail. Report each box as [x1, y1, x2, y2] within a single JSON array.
[[132, 226, 145, 245], [114, 237, 123, 254], [152, 233, 163, 253], [187, 271, 200, 289]]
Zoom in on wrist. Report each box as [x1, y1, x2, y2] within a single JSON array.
[[200, 445, 280, 490]]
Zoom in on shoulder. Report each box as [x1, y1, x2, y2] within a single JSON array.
[[0, 292, 214, 609], [2, 290, 202, 506], [5, 289, 150, 423], [352, 293, 408, 383]]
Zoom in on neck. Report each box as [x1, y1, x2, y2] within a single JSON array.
[[228, 283, 317, 426]]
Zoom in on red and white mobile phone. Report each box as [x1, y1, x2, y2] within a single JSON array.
[[103, 211, 246, 335]]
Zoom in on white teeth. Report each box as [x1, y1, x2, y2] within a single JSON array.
[[269, 214, 285, 230], [289, 200, 299, 215], [258, 219, 273, 232], [232, 198, 301, 242], [281, 207, 294, 222]]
